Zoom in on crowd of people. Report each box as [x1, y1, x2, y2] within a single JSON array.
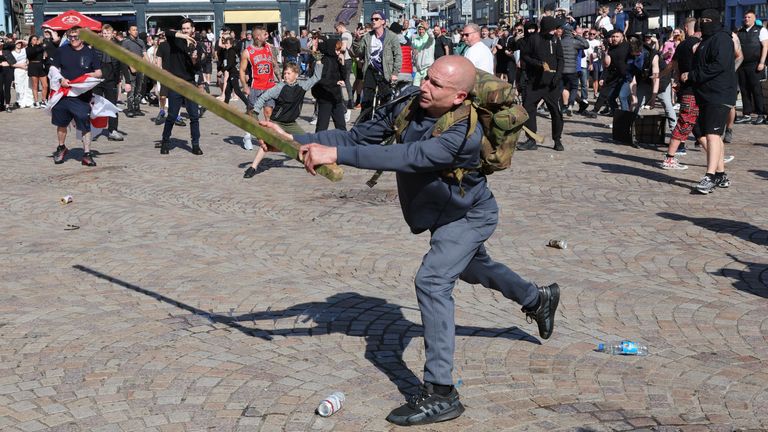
[[0, 4, 765, 186]]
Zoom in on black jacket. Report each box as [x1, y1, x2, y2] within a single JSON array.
[[312, 38, 344, 103], [522, 33, 563, 88], [689, 29, 737, 106]]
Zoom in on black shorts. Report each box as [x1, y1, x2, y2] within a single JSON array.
[[28, 62, 46, 77], [51, 97, 91, 132], [203, 62, 212, 74], [562, 73, 579, 91], [696, 103, 731, 136]]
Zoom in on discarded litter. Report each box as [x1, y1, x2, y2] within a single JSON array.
[[547, 239, 567, 249], [60, 195, 73, 205], [64, 224, 80, 231], [317, 392, 345, 417], [596, 340, 648, 356]]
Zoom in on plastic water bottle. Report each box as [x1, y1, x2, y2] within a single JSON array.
[[597, 341, 648, 356], [242, 133, 253, 150], [317, 392, 345, 417]]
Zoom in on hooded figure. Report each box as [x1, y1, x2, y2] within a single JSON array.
[[688, 9, 737, 107], [311, 36, 347, 132]]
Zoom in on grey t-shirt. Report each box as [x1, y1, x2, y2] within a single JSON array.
[[341, 31, 354, 60]]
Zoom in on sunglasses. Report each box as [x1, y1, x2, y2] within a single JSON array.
[[371, 17, 382, 21], [461, 31, 476, 37], [67, 35, 79, 40]]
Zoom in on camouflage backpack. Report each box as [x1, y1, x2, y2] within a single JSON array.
[[366, 70, 529, 190]]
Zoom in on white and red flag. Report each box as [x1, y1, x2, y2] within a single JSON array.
[[46, 66, 119, 137]]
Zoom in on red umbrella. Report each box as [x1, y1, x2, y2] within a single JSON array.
[[42, 10, 102, 31]]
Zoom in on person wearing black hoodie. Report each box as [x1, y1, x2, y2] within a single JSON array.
[[312, 37, 347, 132], [684, 9, 736, 194], [518, 16, 565, 151]]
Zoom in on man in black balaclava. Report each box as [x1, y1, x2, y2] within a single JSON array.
[[683, 9, 736, 194], [515, 22, 538, 100], [518, 16, 565, 151]]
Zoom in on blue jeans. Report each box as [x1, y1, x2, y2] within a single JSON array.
[[416, 195, 539, 385], [619, 81, 632, 111], [162, 90, 200, 145]]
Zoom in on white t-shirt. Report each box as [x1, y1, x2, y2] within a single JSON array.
[[464, 42, 494, 74], [758, 27, 768, 42], [595, 16, 614, 32]]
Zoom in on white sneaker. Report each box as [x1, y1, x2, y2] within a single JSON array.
[[661, 158, 688, 170], [723, 155, 735, 163], [344, 109, 351, 123], [309, 117, 317, 125], [140, 97, 148, 105], [243, 133, 253, 150]]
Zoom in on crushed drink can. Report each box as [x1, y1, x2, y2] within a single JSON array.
[[317, 392, 345, 417], [548, 239, 567, 249], [60, 195, 73, 205]]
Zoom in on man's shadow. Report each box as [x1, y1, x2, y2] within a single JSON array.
[[657, 212, 767, 247], [73, 265, 539, 398], [236, 292, 540, 396]]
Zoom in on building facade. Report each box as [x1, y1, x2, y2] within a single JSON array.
[[724, 0, 767, 32], [32, 0, 303, 36]]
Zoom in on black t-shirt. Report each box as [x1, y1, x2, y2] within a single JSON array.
[[434, 35, 452, 59], [156, 41, 170, 70], [672, 36, 700, 96], [281, 37, 301, 57], [164, 32, 196, 82]]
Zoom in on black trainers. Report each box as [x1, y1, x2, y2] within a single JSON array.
[[386, 383, 465, 426], [191, 145, 203, 155], [81, 152, 97, 167], [524, 283, 560, 339], [53, 145, 68, 164], [243, 167, 257, 178], [516, 138, 538, 151], [554, 140, 564, 151], [160, 140, 170, 154]]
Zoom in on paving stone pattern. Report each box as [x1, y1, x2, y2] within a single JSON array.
[[1, 98, 767, 432]]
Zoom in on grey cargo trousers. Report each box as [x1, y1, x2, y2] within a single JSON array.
[[416, 194, 540, 385]]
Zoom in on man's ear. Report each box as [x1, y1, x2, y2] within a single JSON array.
[[453, 90, 468, 106]]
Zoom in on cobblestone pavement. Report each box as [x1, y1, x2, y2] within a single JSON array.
[[1, 95, 767, 432]]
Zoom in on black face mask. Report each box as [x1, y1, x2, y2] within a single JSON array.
[[542, 32, 554, 40], [700, 21, 720, 37]]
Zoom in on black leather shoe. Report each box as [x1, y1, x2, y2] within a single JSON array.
[[554, 141, 564, 151], [124, 110, 135, 118], [191, 145, 203, 155], [134, 110, 145, 117], [524, 283, 560, 339], [516, 138, 538, 151], [734, 115, 752, 124], [243, 167, 257, 178], [160, 141, 170, 154]]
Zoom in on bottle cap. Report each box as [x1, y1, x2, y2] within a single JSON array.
[[597, 343, 605, 350]]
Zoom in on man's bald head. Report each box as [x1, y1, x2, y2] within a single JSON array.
[[431, 55, 477, 93], [419, 55, 477, 117]]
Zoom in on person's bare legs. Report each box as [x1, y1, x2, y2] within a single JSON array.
[[57, 127, 67, 145]]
